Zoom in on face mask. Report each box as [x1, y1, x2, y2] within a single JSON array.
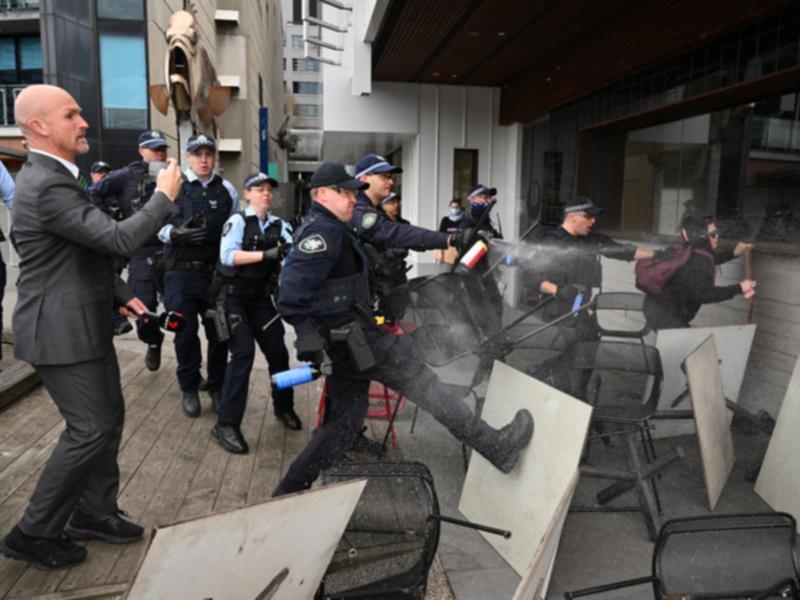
[[449, 208, 463, 219], [470, 202, 489, 219]]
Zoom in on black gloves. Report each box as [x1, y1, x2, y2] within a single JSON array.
[[262, 243, 291, 262], [295, 328, 326, 364], [170, 224, 207, 245], [449, 227, 476, 252], [556, 283, 587, 303]]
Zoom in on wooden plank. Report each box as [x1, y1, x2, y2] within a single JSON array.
[[0, 359, 40, 412], [686, 336, 736, 511], [213, 377, 263, 513], [56, 360, 181, 593], [12, 583, 126, 600], [0, 390, 61, 472], [246, 383, 286, 505], [755, 355, 800, 532], [126, 481, 367, 600], [459, 361, 592, 583]]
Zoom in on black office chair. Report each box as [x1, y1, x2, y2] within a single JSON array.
[[565, 512, 800, 599], [565, 340, 684, 540]]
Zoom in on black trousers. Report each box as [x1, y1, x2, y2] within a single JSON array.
[[643, 295, 689, 330], [217, 294, 293, 426], [0, 253, 5, 361], [129, 247, 163, 346], [280, 325, 481, 493], [19, 353, 124, 538], [164, 270, 228, 392]]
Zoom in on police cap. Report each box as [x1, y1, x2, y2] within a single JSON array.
[[138, 129, 169, 149], [90, 161, 111, 173], [243, 171, 279, 189], [564, 196, 604, 216], [310, 162, 368, 190], [467, 184, 497, 199], [186, 134, 216, 154], [354, 153, 403, 178]]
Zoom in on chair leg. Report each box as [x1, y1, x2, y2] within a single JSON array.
[[315, 377, 328, 427], [639, 427, 663, 515], [625, 434, 660, 541]]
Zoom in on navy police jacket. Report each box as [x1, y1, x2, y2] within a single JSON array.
[[533, 226, 637, 318], [352, 191, 449, 251], [277, 202, 370, 334]]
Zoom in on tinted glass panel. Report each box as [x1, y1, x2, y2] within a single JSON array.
[[99, 34, 147, 129], [97, 0, 143, 20]]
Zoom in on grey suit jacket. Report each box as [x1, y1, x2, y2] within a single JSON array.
[[12, 152, 179, 365]]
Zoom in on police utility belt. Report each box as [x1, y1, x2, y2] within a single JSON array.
[[163, 258, 214, 273]]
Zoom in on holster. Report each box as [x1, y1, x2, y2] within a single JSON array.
[[330, 321, 376, 372]]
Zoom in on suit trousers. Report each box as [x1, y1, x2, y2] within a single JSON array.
[[217, 293, 293, 426], [19, 352, 124, 538], [279, 325, 479, 493]]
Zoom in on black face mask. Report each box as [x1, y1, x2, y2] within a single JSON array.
[[470, 202, 489, 220]]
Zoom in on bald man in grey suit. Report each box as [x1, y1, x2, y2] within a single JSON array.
[[0, 85, 183, 570]]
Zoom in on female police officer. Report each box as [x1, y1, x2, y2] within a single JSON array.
[[211, 172, 300, 455]]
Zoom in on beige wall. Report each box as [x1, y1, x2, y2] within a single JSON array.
[[146, 0, 287, 199]]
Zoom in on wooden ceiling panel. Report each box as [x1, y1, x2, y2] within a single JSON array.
[[416, 0, 552, 84], [499, 0, 796, 123], [373, 1, 477, 82]]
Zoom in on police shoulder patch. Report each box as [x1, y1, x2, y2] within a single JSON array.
[[222, 221, 234, 237], [361, 211, 378, 230], [299, 234, 327, 254]]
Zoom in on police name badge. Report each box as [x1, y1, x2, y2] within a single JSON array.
[[299, 234, 327, 253], [361, 212, 378, 230]]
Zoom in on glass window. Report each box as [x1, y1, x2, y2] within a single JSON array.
[[292, 58, 319, 72], [18, 37, 41, 70], [293, 103, 320, 117], [97, 0, 144, 20], [99, 34, 147, 129], [0, 38, 15, 79], [453, 149, 478, 203], [292, 81, 320, 94], [292, 35, 304, 49]]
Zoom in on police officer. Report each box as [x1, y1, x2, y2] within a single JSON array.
[[89, 161, 110, 184], [461, 184, 503, 239], [534, 197, 653, 324], [92, 130, 170, 369], [352, 153, 472, 319], [212, 172, 300, 454], [273, 162, 533, 495], [158, 134, 238, 416]]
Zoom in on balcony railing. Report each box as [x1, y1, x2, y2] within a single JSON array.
[[0, 0, 39, 9], [0, 84, 29, 126], [751, 115, 800, 154]]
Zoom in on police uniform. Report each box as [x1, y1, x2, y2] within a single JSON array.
[[273, 163, 533, 495], [460, 184, 503, 240], [158, 135, 238, 414], [91, 139, 166, 362], [212, 175, 299, 453], [351, 154, 454, 320]]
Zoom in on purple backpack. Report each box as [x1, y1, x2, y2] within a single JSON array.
[[635, 245, 714, 295]]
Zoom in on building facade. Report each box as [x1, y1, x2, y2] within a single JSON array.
[[314, 0, 800, 415]]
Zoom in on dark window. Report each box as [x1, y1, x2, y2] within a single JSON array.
[[97, 0, 143, 20], [292, 58, 319, 72], [292, 35, 304, 49], [293, 103, 320, 117], [293, 81, 321, 94], [453, 149, 478, 202]]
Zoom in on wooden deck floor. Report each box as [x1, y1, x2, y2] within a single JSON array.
[[0, 345, 339, 599]]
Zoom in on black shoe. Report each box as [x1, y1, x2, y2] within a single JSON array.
[[211, 424, 249, 454], [275, 409, 302, 431], [114, 320, 133, 336], [182, 390, 201, 418], [208, 389, 220, 414], [347, 432, 386, 457], [144, 343, 161, 371], [0, 526, 87, 570], [64, 510, 143, 544], [480, 409, 534, 474]]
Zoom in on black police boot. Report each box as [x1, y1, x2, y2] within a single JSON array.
[[181, 390, 201, 418], [0, 526, 87, 570], [275, 408, 302, 431], [144, 343, 161, 372], [64, 510, 143, 544], [470, 409, 534, 474], [211, 424, 249, 454], [208, 389, 220, 414]]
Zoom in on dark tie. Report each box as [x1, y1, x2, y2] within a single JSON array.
[[78, 173, 89, 192]]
